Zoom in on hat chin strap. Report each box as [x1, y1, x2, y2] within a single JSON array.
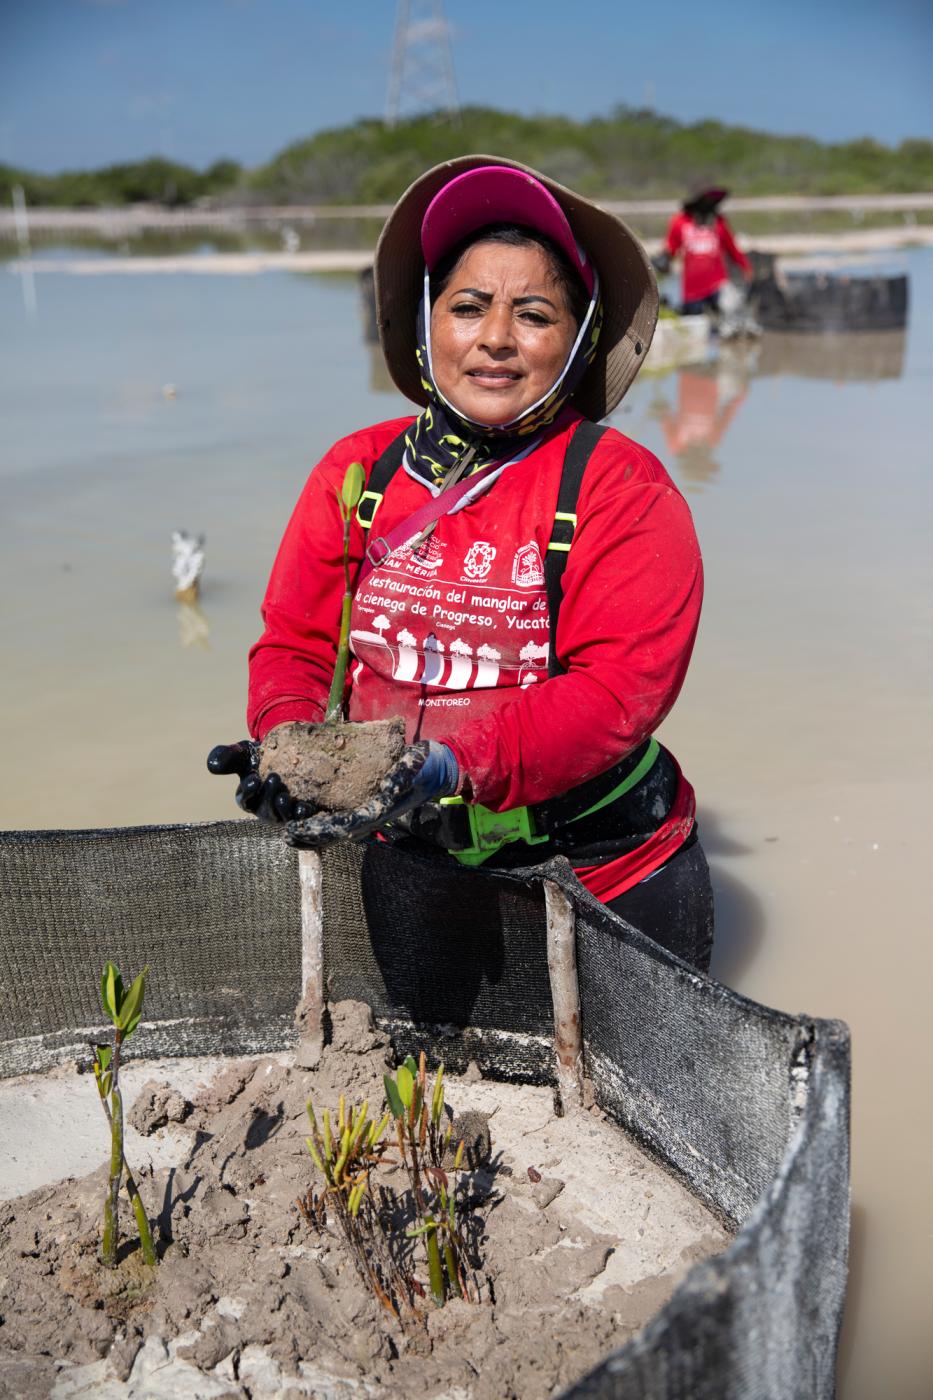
[[421, 268, 601, 435]]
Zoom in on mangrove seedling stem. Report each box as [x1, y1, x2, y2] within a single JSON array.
[[101, 1033, 123, 1269], [325, 461, 365, 722]]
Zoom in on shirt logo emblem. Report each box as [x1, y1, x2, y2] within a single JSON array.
[[462, 541, 496, 581], [511, 541, 544, 588]]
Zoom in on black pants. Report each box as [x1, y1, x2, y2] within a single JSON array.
[[682, 292, 721, 316], [603, 836, 714, 972]]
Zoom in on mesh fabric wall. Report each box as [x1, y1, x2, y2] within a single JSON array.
[[0, 821, 850, 1398]]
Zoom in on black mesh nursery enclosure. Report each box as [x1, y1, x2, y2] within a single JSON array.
[[0, 820, 850, 1399]]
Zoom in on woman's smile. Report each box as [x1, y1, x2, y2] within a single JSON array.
[[429, 242, 578, 426]]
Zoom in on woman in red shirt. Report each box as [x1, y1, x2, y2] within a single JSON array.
[[664, 186, 752, 316], [209, 157, 714, 970]]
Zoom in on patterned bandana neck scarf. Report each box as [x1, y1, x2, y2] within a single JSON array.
[[404, 270, 603, 484]]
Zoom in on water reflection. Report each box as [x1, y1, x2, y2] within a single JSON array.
[[177, 599, 211, 650], [645, 326, 905, 490], [754, 328, 906, 382], [649, 348, 754, 489], [367, 344, 396, 394]]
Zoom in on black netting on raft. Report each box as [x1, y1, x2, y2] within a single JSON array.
[[0, 820, 850, 1399]]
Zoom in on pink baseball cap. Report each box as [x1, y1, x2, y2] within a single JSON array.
[[420, 165, 595, 296]]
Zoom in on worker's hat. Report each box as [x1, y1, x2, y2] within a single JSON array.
[[683, 185, 729, 212], [374, 155, 658, 421]]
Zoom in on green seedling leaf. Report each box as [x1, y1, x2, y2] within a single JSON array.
[[350, 1101, 369, 1150], [338, 1094, 346, 1133], [334, 485, 349, 524], [306, 1098, 318, 1133], [341, 461, 365, 513], [117, 968, 148, 1038], [396, 1065, 414, 1109], [123, 1011, 142, 1040], [405, 1222, 435, 1239], [323, 1109, 333, 1160], [403, 1055, 418, 1077], [444, 1240, 461, 1297], [334, 1127, 352, 1182], [431, 1065, 445, 1126], [95, 1045, 113, 1072], [453, 1140, 465, 1171], [100, 962, 123, 1023], [426, 1224, 446, 1306], [383, 1074, 404, 1120], [369, 1112, 391, 1148], [306, 1136, 326, 1176]]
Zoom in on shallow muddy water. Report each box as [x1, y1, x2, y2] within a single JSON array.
[[2, 247, 932, 1398]]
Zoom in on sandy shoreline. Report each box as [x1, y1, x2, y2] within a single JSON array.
[[2, 192, 933, 234], [5, 223, 930, 277]]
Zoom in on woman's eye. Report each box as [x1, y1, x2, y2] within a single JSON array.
[[451, 301, 483, 316], [519, 310, 551, 325]]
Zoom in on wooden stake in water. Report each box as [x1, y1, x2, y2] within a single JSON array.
[[297, 849, 325, 1067], [544, 880, 585, 1114]]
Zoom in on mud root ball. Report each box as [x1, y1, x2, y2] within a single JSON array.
[[258, 718, 406, 813]]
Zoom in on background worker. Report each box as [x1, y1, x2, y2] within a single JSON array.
[[661, 186, 753, 316], [209, 156, 713, 970]]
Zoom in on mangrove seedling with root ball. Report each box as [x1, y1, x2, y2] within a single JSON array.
[[299, 1091, 413, 1317], [95, 962, 157, 1269], [298, 1053, 477, 1319], [385, 1053, 471, 1307]]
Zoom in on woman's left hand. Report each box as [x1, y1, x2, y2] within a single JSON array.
[[286, 741, 458, 847]]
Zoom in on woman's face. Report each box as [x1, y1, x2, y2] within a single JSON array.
[[429, 240, 579, 426]]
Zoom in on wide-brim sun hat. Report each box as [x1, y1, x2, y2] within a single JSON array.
[[374, 155, 659, 422], [684, 185, 729, 210]]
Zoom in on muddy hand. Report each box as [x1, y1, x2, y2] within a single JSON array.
[[286, 741, 459, 847], [206, 740, 317, 824]]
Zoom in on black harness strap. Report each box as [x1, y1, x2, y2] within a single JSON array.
[[354, 428, 409, 529], [544, 420, 609, 677]]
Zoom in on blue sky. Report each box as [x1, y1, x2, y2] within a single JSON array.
[[2, 0, 931, 173]]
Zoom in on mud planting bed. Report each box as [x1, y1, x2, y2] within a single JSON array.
[[0, 1003, 730, 1399]]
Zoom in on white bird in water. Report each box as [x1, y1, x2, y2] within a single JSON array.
[[172, 530, 205, 602]]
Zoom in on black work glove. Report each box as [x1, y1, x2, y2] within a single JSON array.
[[206, 739, 317, 824], [286, 741, 458, 848]]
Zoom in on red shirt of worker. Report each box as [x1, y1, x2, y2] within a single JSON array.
[[665, 186, 752, 315]]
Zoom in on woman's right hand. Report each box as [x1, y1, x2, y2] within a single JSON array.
[[206, 740, 316, 823]]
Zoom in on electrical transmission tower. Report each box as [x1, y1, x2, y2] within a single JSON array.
[[386, 0, 460, 128]]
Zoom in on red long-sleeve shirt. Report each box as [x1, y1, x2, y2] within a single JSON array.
[[665, 211, 751, 304], [248, 411, 703, 896]]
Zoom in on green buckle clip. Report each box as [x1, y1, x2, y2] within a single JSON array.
[[438, 795, 550, 868], [355, 489, 383, 528], [547, 509, 577, 553]]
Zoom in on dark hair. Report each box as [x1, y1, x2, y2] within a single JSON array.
[[429, 222, 591, 326]]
